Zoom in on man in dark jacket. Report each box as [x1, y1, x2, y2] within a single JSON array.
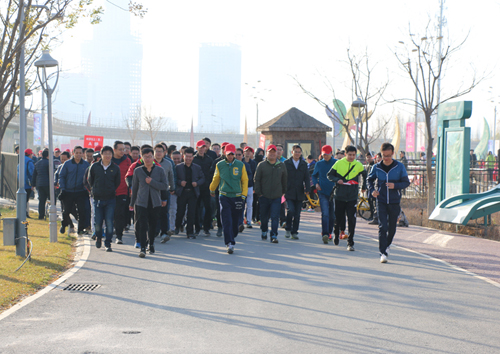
[[327, 145, 367, 251], [88, 146, 121, 251], [112, 140, 132, 244], [368, 143, 410, 263], [254, 144, 287, 243], [283, 145, 310, 240], [175, 147, 205, 239], [242, 146, 257, 228], [193, 140, 214, 236], [32, 149, 53, 219], [59, 146, 90, 234]]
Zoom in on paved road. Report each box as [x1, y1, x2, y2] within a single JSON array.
[[1, 212, 500, 353]]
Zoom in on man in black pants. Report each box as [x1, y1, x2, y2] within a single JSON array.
[[130, 148, 168, 258], [284, 145, 310, 240], [193, 140, 213, 236], [32, 149, 52, 219], [368, 143, 410, 263], [175, 147, 205, 239], [327, 145, 367, 251]]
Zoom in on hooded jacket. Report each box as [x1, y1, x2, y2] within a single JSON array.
[[367, 160, 410, 204], [327, 157, 367, 202]]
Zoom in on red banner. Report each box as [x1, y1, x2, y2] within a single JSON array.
[[259, 134, 266, 150], [84, 135, 104, 149]]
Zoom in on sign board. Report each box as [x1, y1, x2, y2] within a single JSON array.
[[259, 134, 266, 149], [84, 135, 104, 149], [33, 114, 41, 146], [60, 143, 71, 152]]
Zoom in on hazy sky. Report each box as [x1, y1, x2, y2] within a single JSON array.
[[51, 0, 500, 138]]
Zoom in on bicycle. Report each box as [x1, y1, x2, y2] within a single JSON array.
[[302, 190, 320, 211], [356, 192, 372, 220]]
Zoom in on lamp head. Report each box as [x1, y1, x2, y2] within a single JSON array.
[[34, 50, 58, 68], [351, 96, 366, 108]]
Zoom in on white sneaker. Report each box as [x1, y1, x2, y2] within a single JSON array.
[[386, 246, 391, 255], [227, 244, 234, 254], [380, 254, 388, 263], [160, 233, 170, 243]]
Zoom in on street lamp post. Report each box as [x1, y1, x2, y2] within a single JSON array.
[[351, 96, 366, 152], [16, 2, 50, 256], [35, 50, 59, 243]]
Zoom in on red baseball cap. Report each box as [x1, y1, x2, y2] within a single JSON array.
[[54, 148, 61, 152], [38, 150, 43, 154], [243, 146, 254, 153], [266, 144, 277, 152], [196, 140, 206, 148], [321, 145, 333, 155], [221, 142, 230, 149], [94, 145, 102, 152], [65, 149, 71, 152], [225, 144, 236, 155], [24, 148, 33, 156]]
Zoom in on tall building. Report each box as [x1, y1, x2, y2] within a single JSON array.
[[54, 0, 142, 127], [197, 43, 241, 133]]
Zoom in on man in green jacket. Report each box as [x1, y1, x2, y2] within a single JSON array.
[[254, 144, 288, 243], [486, 151, 496, 182], [327, 145, 367, 251], [210, 144, 248, 254]]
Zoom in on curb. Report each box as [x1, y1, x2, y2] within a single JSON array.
[[0, 234, 92, 322]]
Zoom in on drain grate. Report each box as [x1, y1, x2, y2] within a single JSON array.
[[63, 284, 101, 292]]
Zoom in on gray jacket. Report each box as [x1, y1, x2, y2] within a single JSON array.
[[157, 157, 175, 191], [130, 165, 168, 208]]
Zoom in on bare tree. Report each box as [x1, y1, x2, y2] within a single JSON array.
[[392, 25, 483, 213], [0, 0, 147, 151], [124, 106, 141, 145], [142, 108, 167, 146], [293, 48, 389, 155]]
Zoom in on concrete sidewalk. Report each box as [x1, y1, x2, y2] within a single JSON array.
[[1, 213, 499, 353]]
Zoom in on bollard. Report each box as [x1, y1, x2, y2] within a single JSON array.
[[3, 218, 17, 246]]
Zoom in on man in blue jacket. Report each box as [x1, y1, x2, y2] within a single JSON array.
[[32, 149, 53, 219], [368, 143, 410, 263], [312, 145, 337, 244], [59, 146, 90, 234]]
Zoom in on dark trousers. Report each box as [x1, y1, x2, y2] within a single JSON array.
[[114, 195, 129, 239], [259, 196, 281, 237], [195, 189, 212, 232], [378, 202, 401, 255], [176, 189, 197, 235], [157, 202, 169, 235], [61, 191, 87, 232], [94, 198, 116, 248], [84, 194, 91, 229], [135, 205, 160, 249], [319, 194, 335, 236], [252, 193, 260, 222], [285, 199, 303, 234], [220, 195, 242, 245], [280, 203, 286, 224], [368, 196, 376, 219], [37, 186, 50, 219], [334, 199, 357, 246]]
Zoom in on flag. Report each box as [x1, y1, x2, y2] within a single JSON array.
[[190, 117, 194, 147], [86, 111, 91, 127]]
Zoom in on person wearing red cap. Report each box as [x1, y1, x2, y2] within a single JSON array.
[[210, 143, 248, 253], [312, 145, 337, 244], [54, 148, 61, 161], [193, 140, 214, 236], [283, 145, 310, 240], [17, 149, 35, 217], [254, 144, 287, 243], [94, 145, 102, 152], [209, 142, 229, 236]]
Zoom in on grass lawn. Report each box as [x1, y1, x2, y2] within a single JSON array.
[[0, 207, 76, 313]]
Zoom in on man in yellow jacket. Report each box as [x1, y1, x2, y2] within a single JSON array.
[[210, 144, 248, 254]]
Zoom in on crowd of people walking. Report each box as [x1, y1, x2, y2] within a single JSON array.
[[18, 137, 410, 263]]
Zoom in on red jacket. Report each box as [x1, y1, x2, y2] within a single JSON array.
[[112, 155, 131, 196]]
